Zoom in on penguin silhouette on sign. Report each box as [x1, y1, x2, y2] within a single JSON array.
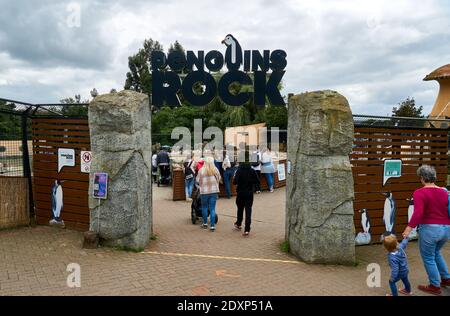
[[221, 34, 243, 71], [407, 198, 418, 240], [381, 191, 396, 239], [50, 180, 65, 227], [355, 209, 371, 245]]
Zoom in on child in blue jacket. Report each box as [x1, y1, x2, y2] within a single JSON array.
[[383, 234, 412, 296]]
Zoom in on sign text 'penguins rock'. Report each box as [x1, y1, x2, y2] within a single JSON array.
[[151, 34, 287, 107]]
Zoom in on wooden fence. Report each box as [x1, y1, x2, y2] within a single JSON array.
[[32, 118, 90, 230], [351, 126, 448, 237], [0, 177, 29, 229], [25, 117, 448, 238]]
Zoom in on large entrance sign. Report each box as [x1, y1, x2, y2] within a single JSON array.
[[151, 34, 287, 107]]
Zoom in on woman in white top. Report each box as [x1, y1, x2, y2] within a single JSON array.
[[260, 147, 275, 192]]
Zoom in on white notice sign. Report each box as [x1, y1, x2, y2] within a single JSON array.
[[58, 148, 75, 172]]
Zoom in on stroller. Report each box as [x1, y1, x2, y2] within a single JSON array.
[[190, 185, 219, 225], [157, 164, 171, 187]]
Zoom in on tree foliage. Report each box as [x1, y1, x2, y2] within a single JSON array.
[[392, 97, 423, 118], [0, 101, 21, 139]]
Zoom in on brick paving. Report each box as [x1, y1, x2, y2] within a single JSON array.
[[0, 185, 449, 296]]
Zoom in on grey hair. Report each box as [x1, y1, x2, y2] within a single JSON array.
[[417, 165, 437, 183]]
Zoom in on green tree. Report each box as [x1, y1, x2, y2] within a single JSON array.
[[0, 101, 21, 139], [124, 38, 164, 95], [392, 97, 423, 117], [255, 105, 287, 129], [59, 94, 89, 117]]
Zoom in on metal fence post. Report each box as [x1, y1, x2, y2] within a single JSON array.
[[21, 109, 35, 224]]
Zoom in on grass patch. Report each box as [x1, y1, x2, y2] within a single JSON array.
[[280, 240, 290, 253], [150, 234, 158, 241]]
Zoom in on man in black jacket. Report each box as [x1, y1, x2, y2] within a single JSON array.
[[233, 158, 260, 236]]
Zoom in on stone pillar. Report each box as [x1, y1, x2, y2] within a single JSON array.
[[286, 90, 355, 265], [88, 90, 152, 251]]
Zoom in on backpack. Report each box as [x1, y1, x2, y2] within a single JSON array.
[[184, 161, 194, 180], [251, 152, 260, 167]]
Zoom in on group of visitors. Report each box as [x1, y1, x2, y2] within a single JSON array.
[[384, 165, 450, 296], [182, 146, 276, 236]]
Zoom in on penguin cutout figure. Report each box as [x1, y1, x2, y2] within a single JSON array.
[[381, 191, 396, 240], [407, 198, 418, 240], [355, 209, 371, 245], [221, 34, 242, 71], [50, 180, 65, 227]]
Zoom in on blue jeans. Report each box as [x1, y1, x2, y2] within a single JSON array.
[[200, 193, 218, 227], [264, 172, 274, 190], [185, 177, 194, 199], [419, 224, 450, 287], [389, 274, 411, 296], [223, 168, 235, 198]]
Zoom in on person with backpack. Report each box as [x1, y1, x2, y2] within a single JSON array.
[[183, 154, 197, 202], [233, 150, 260, 237]]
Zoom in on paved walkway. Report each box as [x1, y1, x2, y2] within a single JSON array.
[[0, 185, 449, 296]]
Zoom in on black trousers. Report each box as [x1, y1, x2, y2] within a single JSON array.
[[235, 192, 254, 233]]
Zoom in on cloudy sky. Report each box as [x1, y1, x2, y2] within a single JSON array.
[[0, 0, 449, 115]]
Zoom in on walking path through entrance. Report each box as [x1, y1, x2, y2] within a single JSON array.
[[0, 185, 448, 296]]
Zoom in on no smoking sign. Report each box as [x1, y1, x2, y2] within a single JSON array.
[[81, 151, 92, 173]]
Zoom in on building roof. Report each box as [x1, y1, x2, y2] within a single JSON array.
[[424, 64, 450, 81]]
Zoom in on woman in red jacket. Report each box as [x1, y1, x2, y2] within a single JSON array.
[[402, 165, 450, 295]]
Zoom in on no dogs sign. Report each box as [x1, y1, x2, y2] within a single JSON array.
[[81, 151, 92, 173]]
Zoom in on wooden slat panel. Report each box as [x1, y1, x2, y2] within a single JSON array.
[[352, 166, 447, 174], [35, 201, 88, 215], [32, 118, 89, 124], [33, 177, 89, 190], [36, 216, 89, 231], [354, 127, 447, 135], [32, 117, 90, 231], [34, 192, 88, 206], [352, 147, 448, 153], [32, 130, 90, 137], [351, 153, 448, 159], [354, 133, 448, 141], [33, 170, 89, 181], [351, 159, 447, 166], [354, 140, 448, 147], [34, 186, 88, 199], [32, 124, 90, 131], [33, 148, 91, 154], [33, 161, 84, 171], [32, 136, 90, 143], [33, 142, 90, 150]]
